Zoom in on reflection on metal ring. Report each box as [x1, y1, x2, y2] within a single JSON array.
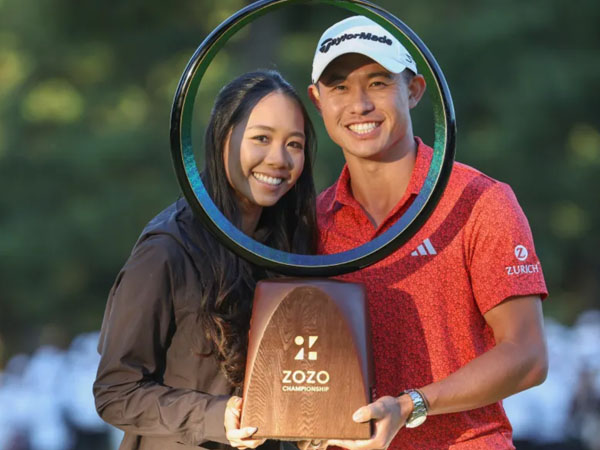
[[170, 0, 456, 276]]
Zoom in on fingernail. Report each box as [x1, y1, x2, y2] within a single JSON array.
[[352, 411, 363, 422]]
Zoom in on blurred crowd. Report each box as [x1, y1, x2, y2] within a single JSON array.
[[0, 312, 598, 450], [0, 333, 122, 450], [504, 310, 600, 450]]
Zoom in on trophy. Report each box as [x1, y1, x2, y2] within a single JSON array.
[[169, 0, 455, 440], [241, 279, 373, 439]]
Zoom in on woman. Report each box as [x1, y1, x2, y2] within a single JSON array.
[[94, 70, 318, 450]]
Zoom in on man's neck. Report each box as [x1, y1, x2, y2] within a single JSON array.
[[345, 138, 418, 228]]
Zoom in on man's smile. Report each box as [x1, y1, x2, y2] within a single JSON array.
[[346, 121, 382, 136]]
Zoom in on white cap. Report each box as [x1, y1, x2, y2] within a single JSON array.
[[311, 15, 417, 84]]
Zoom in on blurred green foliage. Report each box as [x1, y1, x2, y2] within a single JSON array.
[[0, 0, 598, 365]]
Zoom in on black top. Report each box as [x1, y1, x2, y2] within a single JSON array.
[[94, 198, 276, 450]]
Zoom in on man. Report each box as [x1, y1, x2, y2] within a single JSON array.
[[307, 15, 548, 449]]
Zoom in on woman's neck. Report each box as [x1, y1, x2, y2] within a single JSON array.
[[237, 196, 263, 236]]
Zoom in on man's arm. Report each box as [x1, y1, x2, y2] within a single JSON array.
[[421, 294, 547, 415], [329, 294, 548, 450]]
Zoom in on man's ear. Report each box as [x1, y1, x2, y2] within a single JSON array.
[[408, 74, 426, 109], [307, 84, 322, 115]]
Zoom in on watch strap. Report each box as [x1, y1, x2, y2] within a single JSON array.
[[402, 389, 428, 428]]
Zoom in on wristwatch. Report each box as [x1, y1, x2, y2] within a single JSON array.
[[402, 389, 428, 428]]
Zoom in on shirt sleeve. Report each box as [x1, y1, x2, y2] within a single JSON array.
[[466, 182, 548, 314], [93, 235, 230, 446]]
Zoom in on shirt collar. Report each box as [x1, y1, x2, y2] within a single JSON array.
[[326, 137, 433, 213]]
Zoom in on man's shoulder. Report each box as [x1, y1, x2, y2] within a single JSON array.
[[451, 160, 497, 185], [315, 157, 517, 220], [445, 160, 527, 229], [447, 160, 514, 197]]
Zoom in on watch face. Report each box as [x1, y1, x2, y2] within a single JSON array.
[[406, 414, 427, 428]]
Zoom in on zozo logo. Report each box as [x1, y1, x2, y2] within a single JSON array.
[[282, 369, 330, 385], [294, 335, 318, 360], [281, 335, 331, 391]]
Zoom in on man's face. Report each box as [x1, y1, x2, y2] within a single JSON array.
[[308, 53, 425, 162]]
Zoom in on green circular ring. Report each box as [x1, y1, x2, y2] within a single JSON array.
[[170, 0, 456, 276]]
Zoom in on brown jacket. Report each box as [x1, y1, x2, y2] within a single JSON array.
[[94, 199, 275, 450]]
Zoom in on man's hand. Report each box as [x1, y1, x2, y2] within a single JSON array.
[[328, 396, 411, 450], [224, 396, 266, 449]]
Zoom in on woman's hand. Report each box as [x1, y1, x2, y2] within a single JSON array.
[[224, 396, 266, 449]]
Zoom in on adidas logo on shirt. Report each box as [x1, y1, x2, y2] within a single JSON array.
[[410, 238, 437, 256]]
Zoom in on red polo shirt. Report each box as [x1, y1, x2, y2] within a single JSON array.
[[317, 138, 548, 449]]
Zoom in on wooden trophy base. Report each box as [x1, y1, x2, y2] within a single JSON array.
[[240, 278, 373, 440]]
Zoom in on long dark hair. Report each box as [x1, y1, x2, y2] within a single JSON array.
[[197, 70, 317, 386]]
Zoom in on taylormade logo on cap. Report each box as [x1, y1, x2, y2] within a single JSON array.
[[319, 32, 393, 54], [311, 15, 418, 84]]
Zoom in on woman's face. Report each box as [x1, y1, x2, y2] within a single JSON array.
[[224, 91, 306, 209]]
